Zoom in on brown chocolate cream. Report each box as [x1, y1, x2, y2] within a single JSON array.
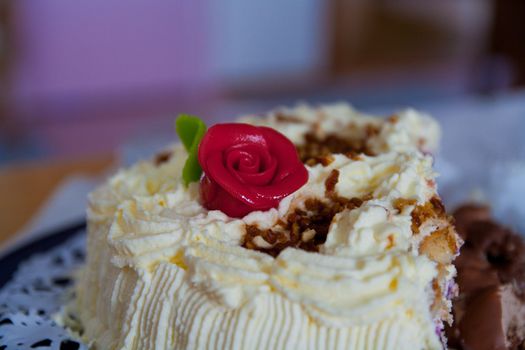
[[446, 204, 525, 350]]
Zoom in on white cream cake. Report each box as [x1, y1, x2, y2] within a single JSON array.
[[74, 104, 461, 349]]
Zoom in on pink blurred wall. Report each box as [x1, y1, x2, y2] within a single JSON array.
[[10, 0, 215, 122], [3, 1, 326, 160]]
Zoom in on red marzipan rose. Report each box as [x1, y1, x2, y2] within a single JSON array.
[[198, 123, 308, 218]]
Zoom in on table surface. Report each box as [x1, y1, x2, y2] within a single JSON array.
[[0, 155, 114, 247]]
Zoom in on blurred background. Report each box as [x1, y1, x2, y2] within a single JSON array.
[[1, 0, 525, 250]]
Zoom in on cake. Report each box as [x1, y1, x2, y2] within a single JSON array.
[[74, 104, 461, 349], [446, 204, 525, 350]]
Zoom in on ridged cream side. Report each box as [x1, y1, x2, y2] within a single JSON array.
[[80, 261, 436, 350], [75, 105, 447, 349]]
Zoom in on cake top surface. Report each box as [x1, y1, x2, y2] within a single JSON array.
[[86, 103, 457, 346], [239, 103, 440, 159]]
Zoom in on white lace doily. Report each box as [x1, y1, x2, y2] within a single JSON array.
[[0, 229, 87, 350]]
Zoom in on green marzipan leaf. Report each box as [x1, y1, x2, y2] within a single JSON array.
[[175, 114, 207, 186]]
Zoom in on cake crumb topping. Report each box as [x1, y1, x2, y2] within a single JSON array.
[[274, 112, 304, 124], [243, 196, 368, 257], [410, 197, 460, 264], [243, 168, 369, 257], [324, 169, 340, 196], [419, 226, 459, 264], [387, 115, 399, 124], [297, 131, 377, 166], [154, 151, 172, 166], [393, 198, 417, 213], [411, 197, 446, 234]]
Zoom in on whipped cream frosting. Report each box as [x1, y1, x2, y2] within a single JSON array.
[[75, 104, 450, 349], [240, 103, 440, 155]]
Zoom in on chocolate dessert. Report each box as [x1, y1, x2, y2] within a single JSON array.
[[447, 204, 525, 350]]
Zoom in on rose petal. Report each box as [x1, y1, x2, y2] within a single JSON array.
[[206, 153, 277, 209], [260, 126, 304, 182], [236, 157, 277, 186], [246, 162, 308, 202], [199, 173, 218, 203], [207, 152, 307, 209], [225, 143, 277, 186], [231, 143, 273, 172], [238, 153, 259, 173], [200, 175, 254, 218], [198, 123, 309, 216], [198, 124, 269, 174], [226, 149, 258, 173], [226, 144, 265, 174]]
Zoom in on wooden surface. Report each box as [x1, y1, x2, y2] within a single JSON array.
[[0, 155, 114, 246]]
